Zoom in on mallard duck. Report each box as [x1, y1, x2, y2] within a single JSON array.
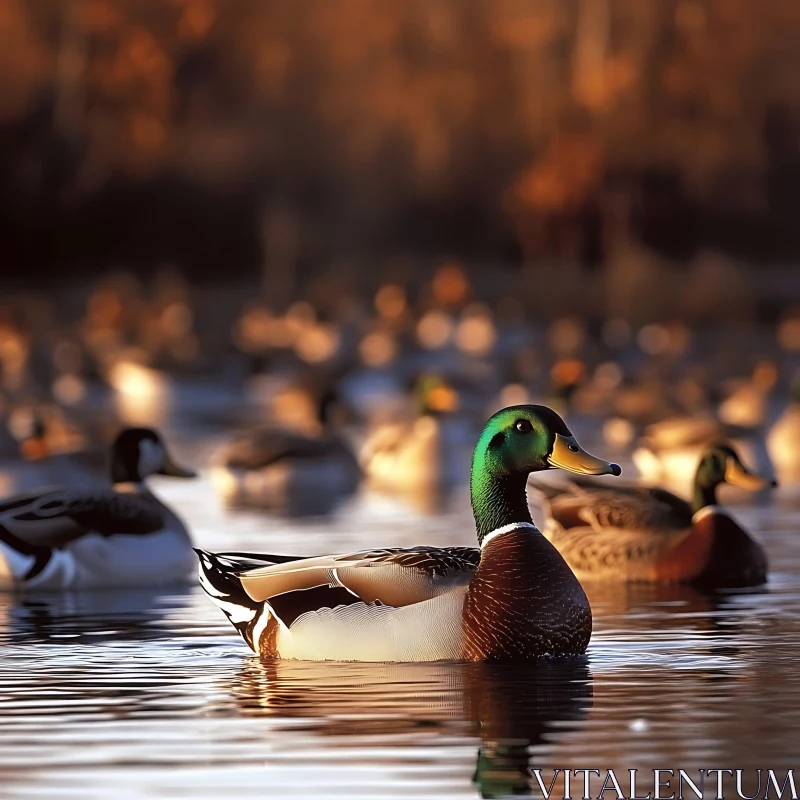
[[210, 385, 360, 515], [632, 415, 772, 498], [0, 428, 197, 591], [537, 443, 775, 588], [359, 373, 474, 505], [196, 405, 621, 662]]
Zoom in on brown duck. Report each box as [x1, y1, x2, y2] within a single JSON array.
[[538, 443, 775, 588]]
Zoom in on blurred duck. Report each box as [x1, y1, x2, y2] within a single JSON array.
[[0, 428, 197, 591], [596, 365, 714, 451], [211, 385, 360, 516], [718, 361, 778, 428], [0, 406, 107, 496], [632, 414, 772, 498], [360, 374, 473, 505], [537, 443, 775, 588], [196, 405, 620, 662], [768, 383, 800, 484]]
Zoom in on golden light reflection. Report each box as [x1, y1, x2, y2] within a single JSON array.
[[431, 263, 469, 307], [52, 374, 87, 406], [295, 324, 339, 363], [455, 304, 496, 358], [108, 359, 169, 425], [637, 323, 671, 356], [359, 329, 397, 367], [417, 310, 454, 350], [548, 317, 585, 356], [374, 284, 407, 321], [778, 314, 800, 352]]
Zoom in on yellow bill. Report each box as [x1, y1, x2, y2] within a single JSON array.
[[725, 459, 775, 491], [548, 433, 622, 476]]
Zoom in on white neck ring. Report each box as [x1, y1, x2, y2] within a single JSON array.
[[480, 521, 539, 550], [692, 505, 729, 524]]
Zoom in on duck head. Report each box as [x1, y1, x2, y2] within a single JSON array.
[[471, 405, 620, 540], [693, 443, 776, 511], [109, 428, 196, 484], [475, 405, 621, 478]]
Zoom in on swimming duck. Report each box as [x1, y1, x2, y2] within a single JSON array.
[[210, 386, 360, 515], [0, 428, 197, 591], [196, 405, 621, 662], [359, 373, 474, 506], [632, 415, 772, 498], [718, 361, 778, 428], [537, 443, 775, 588]]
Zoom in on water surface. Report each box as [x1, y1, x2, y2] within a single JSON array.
[[1, 432, 798, 798]]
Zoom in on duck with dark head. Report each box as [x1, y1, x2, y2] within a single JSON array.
[[109, 427, 197, 486], [196, 404, 621, 662], [463, 405, 620, 661], [538, 441, 775, 588], [0, 427, 197, 592]]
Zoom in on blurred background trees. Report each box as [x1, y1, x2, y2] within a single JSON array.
[[0, 0, 798, 295]]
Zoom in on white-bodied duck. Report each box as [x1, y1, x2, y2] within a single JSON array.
[[0, 428, 197, 591]]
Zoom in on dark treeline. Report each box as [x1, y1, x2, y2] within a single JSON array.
[[0, 0, 798, 283]]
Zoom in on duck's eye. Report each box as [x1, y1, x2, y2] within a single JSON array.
[[515, 419, 532, 433], [567, 443, 579, 452]]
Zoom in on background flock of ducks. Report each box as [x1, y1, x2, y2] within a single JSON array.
[[0, 265, 798, 662]]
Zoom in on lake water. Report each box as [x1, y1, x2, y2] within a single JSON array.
[[1, 427, 799, 799]]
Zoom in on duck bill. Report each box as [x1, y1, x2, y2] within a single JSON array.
[[159, 453, 197, 479], [725, 460, 771, 491], [547, 433, 622, 476]]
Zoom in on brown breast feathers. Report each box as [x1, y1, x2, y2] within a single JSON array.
[[462, 529, 592, 661]]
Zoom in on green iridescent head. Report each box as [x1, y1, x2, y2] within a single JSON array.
[[472, 405, 621, 478], [695, 443, 776, 493], [470, 405, 620, 539]]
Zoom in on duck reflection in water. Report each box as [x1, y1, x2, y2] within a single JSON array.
[[226, 657, 592, 798], [0, 587, 195, 645], [586, 578, 771, 663]]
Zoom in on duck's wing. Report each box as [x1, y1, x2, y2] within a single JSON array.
[[198, 545, 478, 634], [216, 429, 303, 469], [239, 545, 479, 609], [535, 481, 695, 580], [0, 489, 164, 548], [537, 480, 692, 535]]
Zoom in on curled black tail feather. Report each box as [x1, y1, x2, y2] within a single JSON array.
[[194, 549, 263, 648], [194, 550, 265, 601], [195, 549, 295, 651]]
